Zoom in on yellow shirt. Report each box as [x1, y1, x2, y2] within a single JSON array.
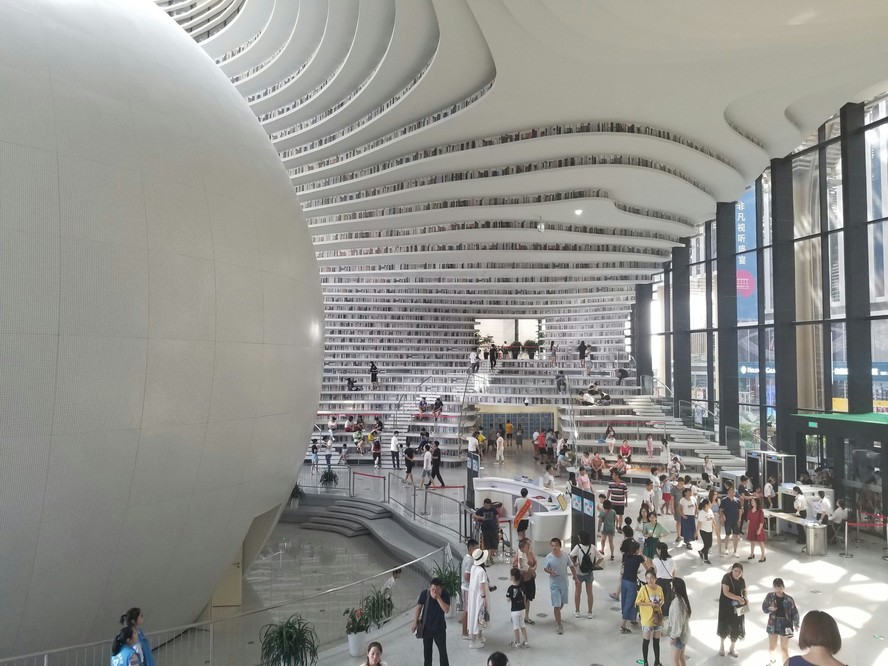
[[505, 423, 514, 435], [635, 583, 665, 626]]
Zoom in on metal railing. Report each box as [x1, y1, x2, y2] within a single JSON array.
[[0, 548, 451, 666], [384, 472, 470, 541]]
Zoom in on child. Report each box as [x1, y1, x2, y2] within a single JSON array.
[[642, 480, 655, 514], [599, 499, 617, 560], [310, 441, 319, 474], [506, 568, 529, 648], [661, 475, 673, 515]]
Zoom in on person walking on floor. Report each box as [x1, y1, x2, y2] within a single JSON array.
[[746, 497, 767, 561], [618, 540, 650, 634], [389, 431, 400, 470], [430, 441, 446, 487], [716, 563, 748, 658], [569, 530, 601, 618], [467, 549, 491, 649], [762, 577, 800, 666], [506, 567, 530, 648], [413, 577, 451, 666], [668, 578, 691, 666], [719, 486, 742, 556], [635, 567, 665, 666], [696, 498, 716, 564], [421, 444, 433, 488], [512, 537, 537, 625], [543, 537, 576, 635], [459, 539, 478, 640]]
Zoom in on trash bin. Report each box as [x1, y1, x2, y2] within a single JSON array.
[[804, 522, 827, 556]]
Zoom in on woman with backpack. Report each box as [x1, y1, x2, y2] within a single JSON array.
[[569, 530, 602, 618]]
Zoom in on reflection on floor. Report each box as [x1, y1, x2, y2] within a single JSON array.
[[318, 447, 888, 666]]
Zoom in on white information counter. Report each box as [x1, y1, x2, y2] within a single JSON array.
[[473, 476, 572, 555]]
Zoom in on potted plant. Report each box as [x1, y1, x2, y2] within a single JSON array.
[[289, 482, 304, 508], [430, 561, 462, 617], [343, 605, 370, 657], [523, 339, 539, 359], [361, 586, 395, 628], [319, 469, 338, 488], [480, 335, 494, 358], [508, 340, 521, 360], [259, 613, 319, 666]]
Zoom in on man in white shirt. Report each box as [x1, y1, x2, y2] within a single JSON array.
[[815, 490, 832, 524], [495, 432, 505, 464], [467, 431, 479, 457], [763, 476, 776, 509], [422, 444, 433, 489], [390, 431, 400, 470], [828, 500, 848, 543]]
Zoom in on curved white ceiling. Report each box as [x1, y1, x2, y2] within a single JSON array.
[[159, 0, 888, 307]]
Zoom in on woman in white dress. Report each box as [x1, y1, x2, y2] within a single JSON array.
[[467, 548, 491, 648]]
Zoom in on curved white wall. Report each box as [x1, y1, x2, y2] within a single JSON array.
[[0, 0, 322, 655]]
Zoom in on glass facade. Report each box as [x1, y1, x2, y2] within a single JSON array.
[[649, 96, 888, 521]]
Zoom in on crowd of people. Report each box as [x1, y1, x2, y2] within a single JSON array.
[[390, 462, 849, 666]]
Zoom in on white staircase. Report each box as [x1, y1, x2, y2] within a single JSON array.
[[623, 395, 744, 468]]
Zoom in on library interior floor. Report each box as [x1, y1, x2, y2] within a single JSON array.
[[311, 452, 888, 666]]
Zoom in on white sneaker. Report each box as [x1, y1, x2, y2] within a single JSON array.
[[509, 641, 521, 648], [461, 634, 471, 641], [573, 610, 580, 618], [469, 641, 485, 649], [521, 641, 530, 648], [587, 611, 596, 619]]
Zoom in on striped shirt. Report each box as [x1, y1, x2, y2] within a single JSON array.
[[607, 481, 628, 508]]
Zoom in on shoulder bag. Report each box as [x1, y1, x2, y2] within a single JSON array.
[[415, 592, 431, 639]]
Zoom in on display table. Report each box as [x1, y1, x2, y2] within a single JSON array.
[[473, 476, 571, 555]]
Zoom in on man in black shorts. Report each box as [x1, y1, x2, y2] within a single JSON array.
[[719, 486, 742, 556], [474, 498, 500, 563], [607, 470, 628, 517]]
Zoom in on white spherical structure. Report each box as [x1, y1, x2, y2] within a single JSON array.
[[0, 0, 322, 654]]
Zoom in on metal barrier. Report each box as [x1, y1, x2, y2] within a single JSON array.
[[384, 473, 469, 540], [349, 468, 387, 502], [0, 548, 450, 666]]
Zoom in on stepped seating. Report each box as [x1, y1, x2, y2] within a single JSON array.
[[291, 499, 391, 538]]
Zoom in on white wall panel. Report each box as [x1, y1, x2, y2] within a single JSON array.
[[0, 0, 323, 655], [59, 238, 149, 337], [0, 142, 60, 233], [142, 339, 215, 428], [0, 230, 60, 335], [130, 425, 206, 505], [209, 342, 263, 420], [148, 251, 216, 340], [0, 335, 57, 436], [215, 263, 265, 342]]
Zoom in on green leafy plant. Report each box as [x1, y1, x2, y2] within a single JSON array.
[[343, 606, 370, 634], [259, 613, 319, 666], [430, 561, 462, 599], [319, 469, 338, 487], [361, 587, 394, 629], [290, 482, 304, 500]]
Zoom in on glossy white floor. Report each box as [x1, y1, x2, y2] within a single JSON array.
[[320, 448, 888, 666]]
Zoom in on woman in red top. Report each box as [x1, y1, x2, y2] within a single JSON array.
[[619, 439, 632, 464], [746, 497, 766, 562]]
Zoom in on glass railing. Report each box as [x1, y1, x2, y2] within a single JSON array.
[[723, 425, 774, 457], [678, 399, 719, 442], [0, 546, 451, 666]]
